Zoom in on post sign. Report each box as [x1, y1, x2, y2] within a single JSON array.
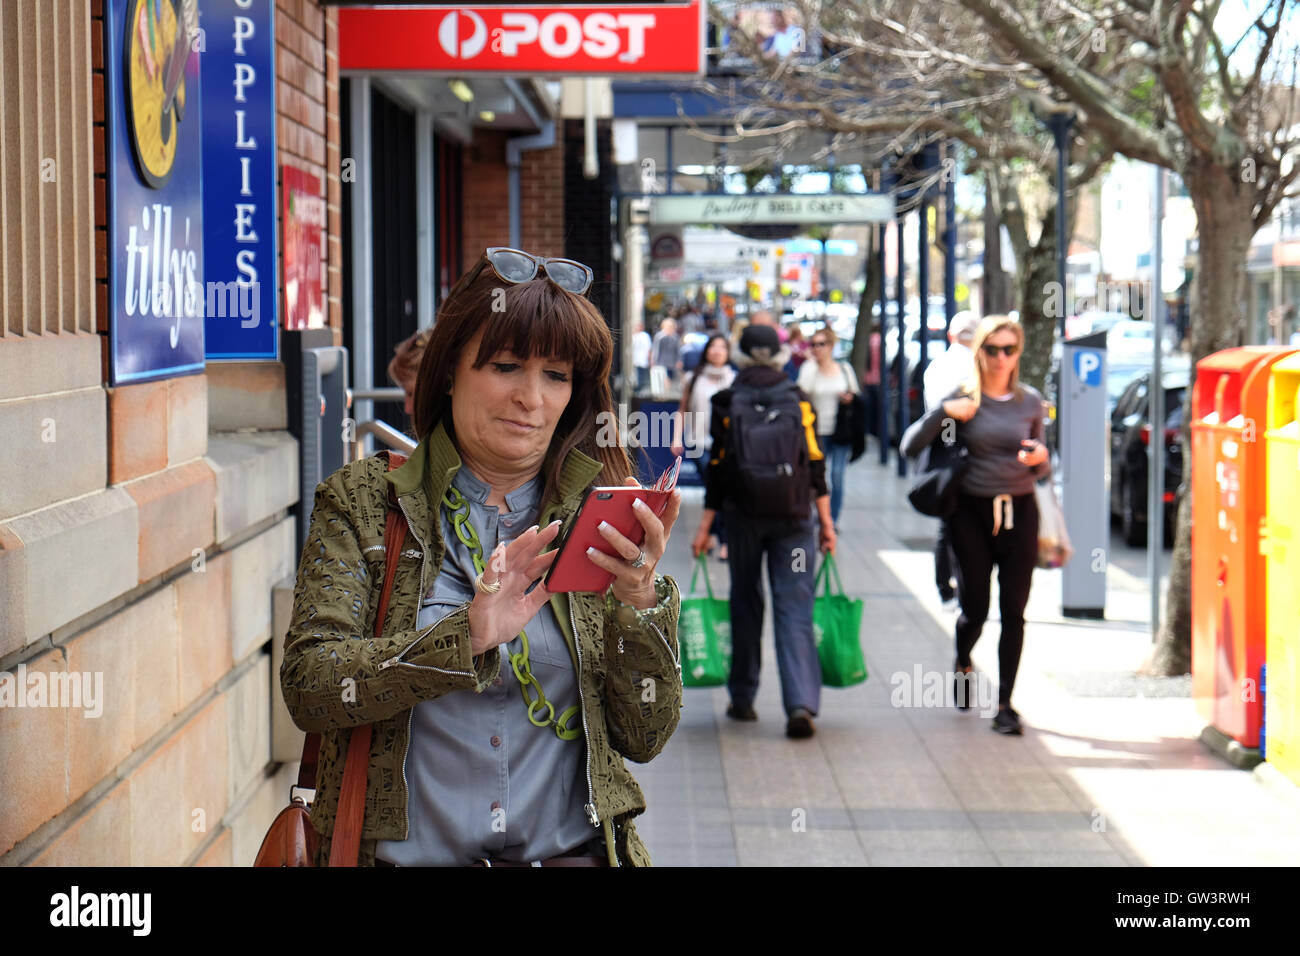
[[200, 0, 279, 359], [105, 0, 206, 385], [281, 167, 326, 330], [338, 2, 705, 75]]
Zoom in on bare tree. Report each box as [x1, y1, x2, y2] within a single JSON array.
[[695, 0, 1115, 392], [951, 0, 1300, 673]]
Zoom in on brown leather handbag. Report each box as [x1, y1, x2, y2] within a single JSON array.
[[255, 454, 409, 867]]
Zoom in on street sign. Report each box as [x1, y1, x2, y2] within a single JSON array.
[[650, 193, 895, 225], [201, 0, 279, 360], [105, 0, 207, 385], [338, 2, 705, 75]]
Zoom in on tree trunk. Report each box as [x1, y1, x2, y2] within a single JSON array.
[[983, 170, 1015, 314], [1145, 159, 1257, 676], [1015, 215, 1060, 396]]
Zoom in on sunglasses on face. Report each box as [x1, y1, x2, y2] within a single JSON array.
[[981, 343, 1020, 358], [811, 340, 830, 348], [477, 246, 594, 295]]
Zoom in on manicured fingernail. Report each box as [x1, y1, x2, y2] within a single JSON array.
[[599, 520, 612, 531], [529, 524, 539, 534], [549, 519, 562, 527], [586, 546, 598, 555], [633, 498, 647, 510]]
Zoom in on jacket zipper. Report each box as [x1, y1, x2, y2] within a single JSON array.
[[394, 494, 427, 841], [569, 597, 599, 828]]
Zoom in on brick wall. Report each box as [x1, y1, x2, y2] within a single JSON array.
[[459, 127, 566, 275], [275, 0, 341, 336], [461, 130, 511, 273], [0, 0, 332, 867]]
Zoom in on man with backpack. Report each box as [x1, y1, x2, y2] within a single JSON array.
[[690, 324, 835, 739]]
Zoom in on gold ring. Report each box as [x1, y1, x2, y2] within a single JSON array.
[[474, 571, 501, 595]]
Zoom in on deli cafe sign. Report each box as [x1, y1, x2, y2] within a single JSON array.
[[338, 2, 704, 75]]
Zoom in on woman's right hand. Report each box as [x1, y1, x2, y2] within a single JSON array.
[[942, 397, 978, 422], [467, 521, 563, 655]]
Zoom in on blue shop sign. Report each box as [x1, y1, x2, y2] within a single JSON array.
[[105, 0, 206, 385], [200, 0, 278, 360]]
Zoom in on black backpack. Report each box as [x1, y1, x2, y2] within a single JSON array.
[[725, 381, 813, 520]]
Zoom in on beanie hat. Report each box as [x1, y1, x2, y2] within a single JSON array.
[[739, 323, 781, 364]]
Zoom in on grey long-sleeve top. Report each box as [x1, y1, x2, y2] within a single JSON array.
[[901, 385, 1051, 497]]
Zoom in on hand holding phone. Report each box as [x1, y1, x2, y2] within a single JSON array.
[[546, 459, 683, 595]]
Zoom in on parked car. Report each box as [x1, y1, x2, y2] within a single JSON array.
[[1109, 367, 1188, 547]]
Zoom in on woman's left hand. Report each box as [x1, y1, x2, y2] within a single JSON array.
[[840, 391, 855, 404], [587, 478, 683, 609], [1018, 440, 1049, 467]]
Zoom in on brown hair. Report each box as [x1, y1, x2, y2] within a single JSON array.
[[964, 314, 1024, 410], [411, 254, 633, 504], [388, 328, 432, 391], [812, 324, 837, 346]]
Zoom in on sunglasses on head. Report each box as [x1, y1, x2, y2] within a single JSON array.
[[982, 343, 1020, 358], [476, 247, 594, 295]]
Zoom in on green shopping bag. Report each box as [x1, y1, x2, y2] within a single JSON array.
[[812, 554, 867, 687], [678, 555, 732, 687]]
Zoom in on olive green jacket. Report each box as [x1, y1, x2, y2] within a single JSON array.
[[280, 422, 683, 866]]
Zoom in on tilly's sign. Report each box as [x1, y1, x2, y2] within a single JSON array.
[[201, 0, 278, 360], [105, 0, 206, 385]]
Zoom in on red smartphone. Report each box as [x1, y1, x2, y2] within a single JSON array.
[[544, 458, 681, 593], [544, 486, 672, 593]]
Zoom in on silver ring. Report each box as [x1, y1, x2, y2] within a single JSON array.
[[474, 571, 501, 595], [630, 550, 647, 569]]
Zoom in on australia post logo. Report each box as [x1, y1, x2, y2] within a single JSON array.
[[439, 8, 657, 63], [340, 3, 703, 75]]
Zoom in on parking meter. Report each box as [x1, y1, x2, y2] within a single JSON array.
[[1061, 331, 1108, 617]]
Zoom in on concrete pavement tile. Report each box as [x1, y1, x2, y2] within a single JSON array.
[[733, 826, 869, 867], [977, 828, 1116, 854], [849, 808, 975, 830], [730, 806, 855, 829], [865, 849, 999, 866], [856, 828, 989, 852], [967, 810, 1095, 830], [991, 850, 1128, 866]]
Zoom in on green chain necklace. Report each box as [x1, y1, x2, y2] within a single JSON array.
[[442, 485, 582, 742]]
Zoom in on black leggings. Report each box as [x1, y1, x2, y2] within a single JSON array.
[[948, 491, 1039, 706]]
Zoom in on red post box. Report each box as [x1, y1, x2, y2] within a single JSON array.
[[1190, 347, 1297, 748]]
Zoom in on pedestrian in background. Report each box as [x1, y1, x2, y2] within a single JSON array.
[[797, 325, 860, 529], [388, 328, 434, 432], [921, 312, 980, 609], [691, 324, 835, 739], [785, 324, 810, 379], [651, 317, 682, 382], [861, 321, 882, 440], [673, 333, 735, 559], [901, 315, 1050, 736], [632, 320, 652, 394]]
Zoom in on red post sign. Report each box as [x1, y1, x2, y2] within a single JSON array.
[[338, 2, 704, 75], [281, 166, 326, 331]]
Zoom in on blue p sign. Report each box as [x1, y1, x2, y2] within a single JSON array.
[[1074, 350, 1101, 387]]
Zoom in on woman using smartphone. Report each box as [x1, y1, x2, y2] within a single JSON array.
[[901, 316, 1050, 735]]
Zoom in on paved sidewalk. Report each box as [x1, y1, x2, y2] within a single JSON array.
[[634, 446, 1300, 866]]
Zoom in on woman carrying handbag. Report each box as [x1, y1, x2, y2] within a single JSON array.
[[797, 326, 861, 529], [901, 316, 1050, 736]]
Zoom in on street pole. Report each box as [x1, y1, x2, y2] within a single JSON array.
[[877, 223, 891, 465], [944, 150, 957, 334], [1149, 165, 1165, 643], [895, 213, 907, 477]]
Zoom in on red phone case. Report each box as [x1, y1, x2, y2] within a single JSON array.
[[544, 487, 671, 593]]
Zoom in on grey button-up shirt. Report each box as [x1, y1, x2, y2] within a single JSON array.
[[376, 466, 595, 866]]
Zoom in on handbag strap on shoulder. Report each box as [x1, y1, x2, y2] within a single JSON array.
[[297, 453, 407, 866]]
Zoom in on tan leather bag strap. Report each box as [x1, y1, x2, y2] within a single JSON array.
[[326, 452, 408, 867]]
